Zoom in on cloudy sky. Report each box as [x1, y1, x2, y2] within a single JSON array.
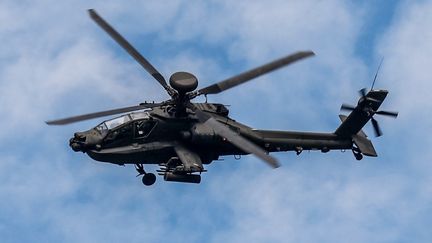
[[0, 0, 431, 242]]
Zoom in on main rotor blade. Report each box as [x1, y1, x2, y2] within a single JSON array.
[[46, 103, 161, 125], [197, 51, 315, 95], [371, 117, 382, 137], [194, 109, 280, 168], [375, 110, 398, 118], [88, 9, 175, 96]]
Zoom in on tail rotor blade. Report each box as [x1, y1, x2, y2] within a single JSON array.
[[376, 110, 398, 118], [371, 117, 383, 137], [358, 88, 381, 103], [340, 104, 356, 111], [359, 88, 368, 98]]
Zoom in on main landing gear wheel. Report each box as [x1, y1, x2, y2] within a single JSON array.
[[142, 173, 156, 186], [135, 164, 156, 186]]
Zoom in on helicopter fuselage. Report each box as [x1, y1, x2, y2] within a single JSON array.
[[70, 102, 354, 166]]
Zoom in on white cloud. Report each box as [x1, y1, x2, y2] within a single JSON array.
[[379, 1, 432, 111], [378, 0, 432, 160]]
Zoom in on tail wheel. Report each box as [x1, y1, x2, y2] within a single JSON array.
[[354, 153, 363, 161], [352, 147, 363, 161]]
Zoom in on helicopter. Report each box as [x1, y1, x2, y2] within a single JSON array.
[[46, 9, 398, 186]]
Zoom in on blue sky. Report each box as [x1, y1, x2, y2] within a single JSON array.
[[1, 0, 432, 242]]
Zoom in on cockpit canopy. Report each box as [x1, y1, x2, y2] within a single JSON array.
[[96, 111, 150, 132]]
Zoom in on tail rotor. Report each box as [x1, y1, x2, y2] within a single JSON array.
[[340, 89, 398, 137]]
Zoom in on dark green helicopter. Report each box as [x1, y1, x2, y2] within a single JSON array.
[[46, 9, 398, 186]]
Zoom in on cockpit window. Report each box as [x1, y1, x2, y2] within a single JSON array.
[[134, 120, 156, 138], [96, 123, 108, 133], [130, 112, 149, 120], [95, 111, 150, 133], [105, 115, 131, 130]]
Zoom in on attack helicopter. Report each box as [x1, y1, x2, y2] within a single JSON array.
[[46, 9, 398, 186]]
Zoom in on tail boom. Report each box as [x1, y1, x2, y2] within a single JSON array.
[[252, 130, 352, 154]]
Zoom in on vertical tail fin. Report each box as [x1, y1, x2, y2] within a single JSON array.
[[337, 115, 377, 157], [335, 89, 389, 137]]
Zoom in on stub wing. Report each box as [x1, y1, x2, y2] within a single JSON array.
[[174, 145, 204, 172]]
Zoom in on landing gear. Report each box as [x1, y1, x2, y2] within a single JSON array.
[[352, 147, 363, 161], [355, 153, 363, 161], [135, 164, 156, 186]]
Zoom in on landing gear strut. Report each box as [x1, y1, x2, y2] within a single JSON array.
[[135, 164, 156, 186]]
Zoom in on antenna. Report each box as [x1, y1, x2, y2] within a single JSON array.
[[371, 57, 384, 90]]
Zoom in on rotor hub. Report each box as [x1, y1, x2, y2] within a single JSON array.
[[169, 72, 198, 94]]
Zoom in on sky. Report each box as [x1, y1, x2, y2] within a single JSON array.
[[0, 0, 431, 242]]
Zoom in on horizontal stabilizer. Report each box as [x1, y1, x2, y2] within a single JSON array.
[[352, 134, 377, 157]]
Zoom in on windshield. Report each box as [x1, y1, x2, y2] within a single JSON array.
[[95, 111, 150, 133], [96, 123, 108, 132], [130, 112, 150, 120], [105, 115, 131, 129]]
